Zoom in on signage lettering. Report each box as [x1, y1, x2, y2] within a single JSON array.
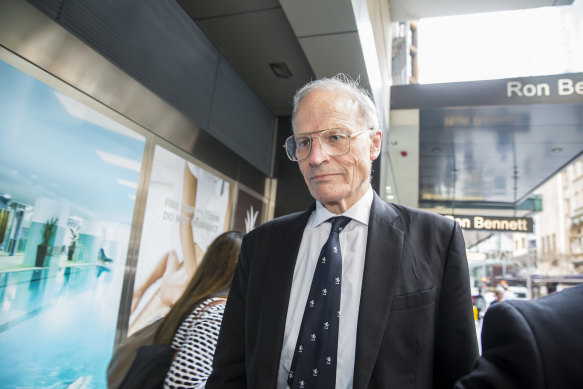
[[558, 78, 583, 95], [507, 78, 583, 98], [443, 214, 533, 233], [507, 81, 550, 97]]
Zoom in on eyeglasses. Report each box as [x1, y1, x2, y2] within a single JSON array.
[[284, 128, 369, 162]]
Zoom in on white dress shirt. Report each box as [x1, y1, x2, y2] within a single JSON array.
[[277, 187, 373, 389]]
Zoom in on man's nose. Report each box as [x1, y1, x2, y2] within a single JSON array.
[[308, 137, 328, 165]]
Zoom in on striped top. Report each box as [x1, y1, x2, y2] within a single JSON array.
[[163, 297, 226, 389]]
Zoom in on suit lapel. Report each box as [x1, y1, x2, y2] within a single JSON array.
[[257, 206, 314, 386], [353, 195, 404, 389]]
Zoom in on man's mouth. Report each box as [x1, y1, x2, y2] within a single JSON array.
[[310, 172, 337, 180]]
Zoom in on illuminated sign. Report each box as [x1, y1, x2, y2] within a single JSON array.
[[443, 215, 533, 233]]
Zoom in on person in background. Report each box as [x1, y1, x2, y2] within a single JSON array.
[[490, 286, 506, 305], [156, 230, 243, 388], [455, 284, 583, 389], [206, 74, 478, 389]]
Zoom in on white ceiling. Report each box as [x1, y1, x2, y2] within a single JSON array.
[[389, 0, 573, 21], [179, 0, 572, 116]]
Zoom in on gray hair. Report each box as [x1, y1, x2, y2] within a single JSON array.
[[291, 74, 380, 132]]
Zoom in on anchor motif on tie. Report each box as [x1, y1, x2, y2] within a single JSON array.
[[322, 288, 327, 296], [321, 256, 326, 263], [313, 369, 319, 377], [324, 322, 329, 329], [309, 299, 315, 308], [326, 356, 332, 365], [289, 371, 294, 379], [335, 277, 340, 284], [337, 310, 341, 317], [299, 381, 305, 388], [298, 345, 303, 353], [333, 246, 338, 253], [310, 333, 316, 341]]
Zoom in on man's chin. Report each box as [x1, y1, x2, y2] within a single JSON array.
[[310, 190, 343, 206]]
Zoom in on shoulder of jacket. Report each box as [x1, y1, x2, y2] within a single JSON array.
[[386, 202, 454, 226], [245, 207, 312, 239]]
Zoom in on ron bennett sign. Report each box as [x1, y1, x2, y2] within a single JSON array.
[[507, 76, 583, 98], [443, 215, 533, 233]]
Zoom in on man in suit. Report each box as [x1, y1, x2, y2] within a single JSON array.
[[455, 284, 583, 389], [206, 74, 478, 389]]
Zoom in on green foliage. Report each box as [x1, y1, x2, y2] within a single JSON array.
[[40, 217, 58, 246]]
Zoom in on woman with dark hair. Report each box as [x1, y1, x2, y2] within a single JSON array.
[[155, 230, 243, 388]]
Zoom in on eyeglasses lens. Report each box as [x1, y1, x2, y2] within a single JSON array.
[[285, 129, 350, 161]]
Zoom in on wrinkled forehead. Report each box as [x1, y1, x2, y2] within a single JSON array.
[[292, 89, 363, 133]]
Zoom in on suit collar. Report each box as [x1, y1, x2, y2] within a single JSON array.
[[353, 194, 404, 389], [284, 203, 316, 238], [311, 186, 375, 227], [258, 205, 314, 387], [268, 197, 403, 389]]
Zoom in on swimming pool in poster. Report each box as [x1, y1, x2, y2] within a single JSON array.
[[0, 57, 146, 388], [0, 264, 122, 388]]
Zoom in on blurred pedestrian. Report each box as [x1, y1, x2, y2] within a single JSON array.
[[490, 286, 505, 305]]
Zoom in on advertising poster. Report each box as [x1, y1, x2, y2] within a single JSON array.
[[233, 189, 265, 233], [0, 59, 145, 388], [129, 145, 232, 334]]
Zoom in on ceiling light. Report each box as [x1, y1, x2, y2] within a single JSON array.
[[269, 62, 293, 78], [117, 178, 138, 189], [54, 91, 145, 141], [97, 150, 141, 172]]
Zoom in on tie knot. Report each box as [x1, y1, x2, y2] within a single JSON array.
[[328, 216, 351, 233]]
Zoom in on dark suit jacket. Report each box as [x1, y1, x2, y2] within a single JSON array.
[[455, 284, 583, 389], [207, 193, 478, 388]]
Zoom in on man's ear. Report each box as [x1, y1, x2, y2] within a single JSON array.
[[369, 129, 382, 161]]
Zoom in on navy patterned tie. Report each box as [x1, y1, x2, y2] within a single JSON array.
[[288, 216, 351, 389]]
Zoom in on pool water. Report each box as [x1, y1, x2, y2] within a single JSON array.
[[0, 263, 124, 388]]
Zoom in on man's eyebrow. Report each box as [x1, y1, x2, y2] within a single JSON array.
[[294, 128, 344, 136]]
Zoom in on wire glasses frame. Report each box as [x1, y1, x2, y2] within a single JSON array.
[[284, 128, 369, 162]]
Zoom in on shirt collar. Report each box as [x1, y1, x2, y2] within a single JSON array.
[[311, 186, 373, 228]]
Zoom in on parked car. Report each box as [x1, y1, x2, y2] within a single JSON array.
[[506, 286, 530, 300]]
